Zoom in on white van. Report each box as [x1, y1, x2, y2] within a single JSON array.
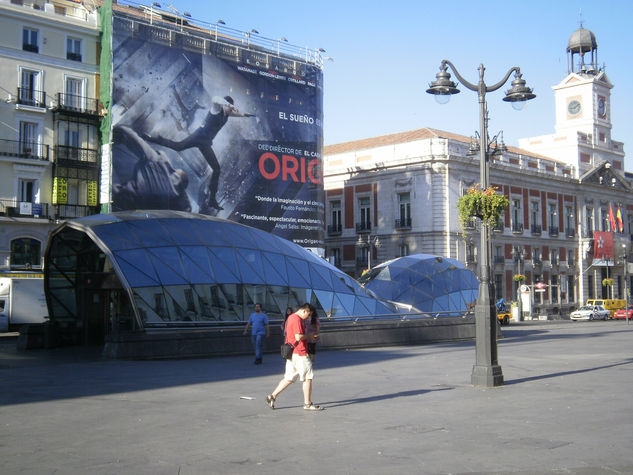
[[0, 277, 48, 331]]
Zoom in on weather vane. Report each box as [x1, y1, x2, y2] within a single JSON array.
[[579, 8, 583, 28]]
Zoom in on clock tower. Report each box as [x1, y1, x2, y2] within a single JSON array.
[[553, 27, 612, 142], [519, 25, 625, 175]]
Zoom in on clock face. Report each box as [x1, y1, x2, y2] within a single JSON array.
[[568, 100, 582, 116], [598, 98, 606, 117]]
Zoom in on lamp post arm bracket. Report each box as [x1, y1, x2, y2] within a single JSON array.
[[486, 67, 521, 93], [441, 59, 478, 92]]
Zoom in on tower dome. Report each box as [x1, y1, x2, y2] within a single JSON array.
[[566, 26, 599, 74], [567, 27, 597, 54]]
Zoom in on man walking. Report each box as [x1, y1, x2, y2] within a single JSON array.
[[243, 303, 269, 364], [266, 303, 322, 411]]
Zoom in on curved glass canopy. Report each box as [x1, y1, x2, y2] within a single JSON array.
[[358, 254, 479, 314], [44, 210, 397, 332]]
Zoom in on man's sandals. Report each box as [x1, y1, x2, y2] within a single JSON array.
[[265, 395, 322, 411], [265, 394, 275, 409]]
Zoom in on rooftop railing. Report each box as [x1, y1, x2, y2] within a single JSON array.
[[116, 1, 328, 68]]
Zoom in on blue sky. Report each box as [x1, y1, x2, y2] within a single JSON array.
[[134, 0, 633, 170]]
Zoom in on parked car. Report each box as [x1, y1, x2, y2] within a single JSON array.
[[585, 299, 625, 318], [570, 305, 610, 321], [613, 306, 633, 320]]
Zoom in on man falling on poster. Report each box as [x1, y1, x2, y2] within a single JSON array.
[[143, 95, 255, 213]]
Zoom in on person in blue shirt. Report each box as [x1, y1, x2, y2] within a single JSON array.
[[243, 303, 270, 364]]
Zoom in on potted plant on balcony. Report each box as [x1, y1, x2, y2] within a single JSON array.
[[513, 274, 526, 282], [602, 278, 614, 299], [457, 185, 509, 232]]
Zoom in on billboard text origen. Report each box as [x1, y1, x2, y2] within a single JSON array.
[[110, 17, 324, 246]]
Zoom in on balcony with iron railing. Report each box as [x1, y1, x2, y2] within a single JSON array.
[[492, 220, 504, 233], [17, 87, 46, 108], [582, 229, 594, 239], [356, 221, 371, 233], [54, 92, 100, 116], [327, 224, 342, 236], [0, 199, 99, 219], [395, 217, 412, 230], [566, 227, 575, 238], [511, 222, 524, 234], [493, 256, 506, 265], [0, 199, 45, 218], [531, 224, 542, 235], [549, 226, 559, 237], [53, 204, 100, 219], [0, 139, 49, 160], [66, 51, 82, 62], [22, 42, 38, 53], [54, 145, 99, 166]]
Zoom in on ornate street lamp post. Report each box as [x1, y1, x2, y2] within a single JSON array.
[[427, 60, 535, 387], [356, 235, 382, 272]]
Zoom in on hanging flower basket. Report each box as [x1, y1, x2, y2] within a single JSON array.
[[457, 185, 509, 230], [602, 278, 614, 287], [513, 274, 526, 282]]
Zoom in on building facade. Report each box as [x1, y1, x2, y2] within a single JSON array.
[[0, 0, 101, 273], [323, 27, 631, 317]]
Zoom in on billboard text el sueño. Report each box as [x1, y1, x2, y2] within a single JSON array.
[[109, 14, 324, 247]]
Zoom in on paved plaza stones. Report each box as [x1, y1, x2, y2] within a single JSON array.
[[1, 321, 632, 474]]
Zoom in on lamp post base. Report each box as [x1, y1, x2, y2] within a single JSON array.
[[471, 364, 504, 387]]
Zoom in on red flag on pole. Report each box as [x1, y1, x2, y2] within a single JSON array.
[[616, 206, 624, 233], [609, 204, 616, 232], [594, 231, 614, 261]]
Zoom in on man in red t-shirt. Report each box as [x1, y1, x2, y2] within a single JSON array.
[[266, 303, 323, 411]]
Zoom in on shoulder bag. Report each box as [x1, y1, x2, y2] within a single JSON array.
[[280, 341, 298, 360]]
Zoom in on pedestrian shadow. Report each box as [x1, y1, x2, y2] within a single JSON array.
[[505, 358, 633, 385], [322, 387, 454, 408]]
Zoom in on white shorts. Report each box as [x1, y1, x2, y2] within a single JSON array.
[[284, 353, 314, 382]]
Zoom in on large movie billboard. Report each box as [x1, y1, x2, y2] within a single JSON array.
[[110, 16, 324, 247]]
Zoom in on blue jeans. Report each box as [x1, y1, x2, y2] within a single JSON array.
[[251, 334, 264, 360]]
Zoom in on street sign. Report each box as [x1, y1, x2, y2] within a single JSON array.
[[535, 282, 546, 290]]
